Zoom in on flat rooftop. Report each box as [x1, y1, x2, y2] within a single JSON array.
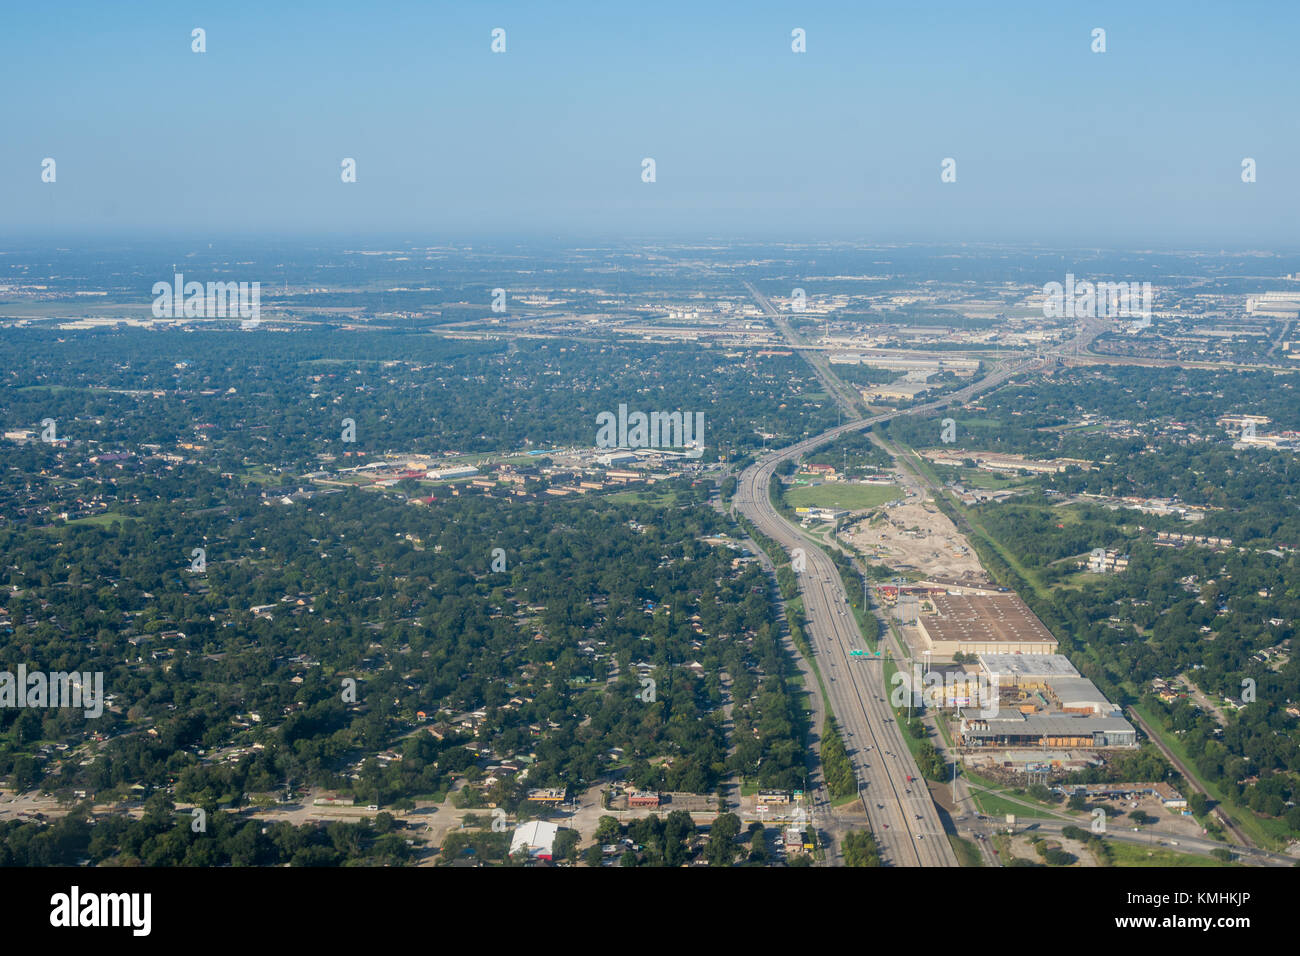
[[923, 593, 1058, 647], [979, 653, 1079, 679], [962, 713, 1136, 734]]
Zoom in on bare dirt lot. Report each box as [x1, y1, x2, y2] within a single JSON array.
[[841, 493, 984, 581]]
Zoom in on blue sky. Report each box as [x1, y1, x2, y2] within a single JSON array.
[[3, 0, 1297, 245]]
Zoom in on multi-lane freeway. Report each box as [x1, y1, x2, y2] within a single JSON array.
[[734, 434, 958, 865], [732, 292, 1106, 865]]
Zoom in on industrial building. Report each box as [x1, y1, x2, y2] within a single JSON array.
[[959, 712, 1137, 748], [978, 654, 1117, 715], [1246, 292, 1300, 316], [596, 452, 638, 467], [862, 381, 933, 402], [960, 653, 1137, 748], [827, 351, 979, 374], [426, 465, 479, 480], [922, 450, 1094, 475], [913, 593, 1059, 656]]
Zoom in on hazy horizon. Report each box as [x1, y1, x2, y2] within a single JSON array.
[[4, 0, 1298, 245]]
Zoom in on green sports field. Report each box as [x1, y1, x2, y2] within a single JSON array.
[[785, 482, 901, 512]]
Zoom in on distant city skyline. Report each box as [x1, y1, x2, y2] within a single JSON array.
[[3, 0, 1298, 244]]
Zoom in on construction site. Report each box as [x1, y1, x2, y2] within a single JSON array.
[[840, 493, 986, 582]]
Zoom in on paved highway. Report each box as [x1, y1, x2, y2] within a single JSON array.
[[731, 299, 1106, 865], [1016, 818, 1293, 866], [734, 446, 956, 865]]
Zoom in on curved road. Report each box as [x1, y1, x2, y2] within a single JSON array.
[[732, 312, 1105, 865]]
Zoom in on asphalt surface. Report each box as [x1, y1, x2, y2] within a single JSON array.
[[734, 453, 956, 865], [730, 309, 1106, 865]]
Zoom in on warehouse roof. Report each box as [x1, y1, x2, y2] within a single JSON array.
[[923, 593, 1058, 647], [978, 653, 1080, 679], [961, 712, 1135, 735], [1049, 677, 1116, 710]]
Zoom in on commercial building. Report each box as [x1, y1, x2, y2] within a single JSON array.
[[510, 821, 559, 860], [426, 465, 478, 480], [960, 712, 1137, 748], [862, 381, 932, 402], [914, 593, 1059, 656], [596, 452, 638, 467], [1154, 531, 1232, 549], [922, 450, 1093, 474], [979, 653, 1080, 685], [979, 653, 1120, 716], [526, 788, 566, 804], [961, 653, 1137, 748], [795, 506, 849, 522], [1246, 293, 1300, 316], [828, 351, 979, 374]]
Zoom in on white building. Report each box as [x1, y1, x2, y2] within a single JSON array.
[[426, 465, 478, 480], [1247, 292, 1300, 315], [597, 452, 638, 467], [511, 820, 558, 860]]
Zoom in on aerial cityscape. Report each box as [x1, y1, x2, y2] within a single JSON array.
[[1, 0, 1291, 938]]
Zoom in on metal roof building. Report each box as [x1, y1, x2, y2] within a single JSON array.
[[959, 711, 1137, 748], [916, 593, 1059, 656], [511, 820, 559, 860]]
